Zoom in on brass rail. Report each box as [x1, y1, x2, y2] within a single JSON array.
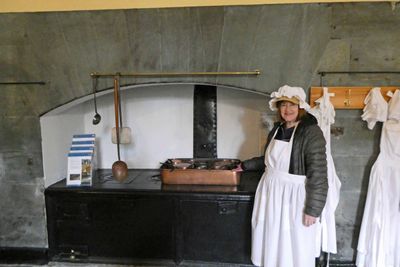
[[90, 70, 261, 77], [0, 81, 46, 85]]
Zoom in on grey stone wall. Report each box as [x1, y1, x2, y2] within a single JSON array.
[[0, 2, 399, 261]]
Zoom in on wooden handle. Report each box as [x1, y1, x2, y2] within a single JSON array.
[[113, 76, 121, 161]]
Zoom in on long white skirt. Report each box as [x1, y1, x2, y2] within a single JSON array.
[[357, 156, 400, 267], [251, 167, 318, 267]]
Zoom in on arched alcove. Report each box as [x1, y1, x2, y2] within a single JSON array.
[[40, 83, 270, 187]]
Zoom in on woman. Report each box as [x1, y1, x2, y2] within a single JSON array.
[[243, 85, 328, 267]]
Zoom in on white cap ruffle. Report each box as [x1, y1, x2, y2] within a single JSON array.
[[269, 85, 310, 111]]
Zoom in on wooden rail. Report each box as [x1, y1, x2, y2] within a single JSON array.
[[310, 86, 399, 109]]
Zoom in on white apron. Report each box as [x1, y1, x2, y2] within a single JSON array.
[[357, 89, 400, 267], [251, 125, 318, 267]]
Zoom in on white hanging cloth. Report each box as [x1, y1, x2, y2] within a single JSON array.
[[357, 88, 400, 267], [361, 87, 388, 130], [309, 87, 342, 257], [388, 90, 400, 121]]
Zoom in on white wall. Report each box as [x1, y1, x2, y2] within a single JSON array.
[[41, 84, 268, 187], [217, 87, 268, 160], [40, 104, 85, 187], [83, 84, 194, 169]]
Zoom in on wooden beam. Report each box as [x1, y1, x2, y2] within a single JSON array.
[[1, 0, 394, 13]]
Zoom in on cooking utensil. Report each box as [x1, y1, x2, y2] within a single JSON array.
[[160, 158, 241, 185], [111, 75, 128, 181], [160, 158, 241, 170], [112, 160, 128, 182], [92, 77, 101, 125], [212, 159, 241, 170], [111, 78, 132, 144]]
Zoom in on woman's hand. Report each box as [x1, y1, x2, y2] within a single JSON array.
[[303, 214, 317, 227]]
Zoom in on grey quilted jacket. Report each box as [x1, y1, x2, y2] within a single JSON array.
[[242, 113, 328, 217]]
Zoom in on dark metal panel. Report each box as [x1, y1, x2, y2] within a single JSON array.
[[180, 199, 252, 264], [193, 85, 217, 158]]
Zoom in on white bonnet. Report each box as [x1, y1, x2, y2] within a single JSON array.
[[269, 85, 310, 111]]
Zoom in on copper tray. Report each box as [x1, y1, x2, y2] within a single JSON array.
[[160, 158, 241, 186], [161, 184, 238, 192]]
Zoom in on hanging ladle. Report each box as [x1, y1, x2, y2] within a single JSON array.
[[92, 77, 101, 125], [111, 74, 128, 182]]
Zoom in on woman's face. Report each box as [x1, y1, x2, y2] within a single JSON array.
[[279, 101, 299, 123]]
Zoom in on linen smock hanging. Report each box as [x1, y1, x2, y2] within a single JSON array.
[[309, 87, 342, 257], [356, 88, 400, 267]]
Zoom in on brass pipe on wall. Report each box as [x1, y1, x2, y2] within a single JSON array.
[[90, 70, 261, 78], [0, 81, 46, 85]]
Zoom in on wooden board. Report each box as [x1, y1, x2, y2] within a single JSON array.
[[310, 87, 399, 109]]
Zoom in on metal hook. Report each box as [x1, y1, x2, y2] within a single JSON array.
[[344, 88, 352, 107], [319, 72, 325, 87]]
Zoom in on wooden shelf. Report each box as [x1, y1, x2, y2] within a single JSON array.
[[310, 87, 399, 109]]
